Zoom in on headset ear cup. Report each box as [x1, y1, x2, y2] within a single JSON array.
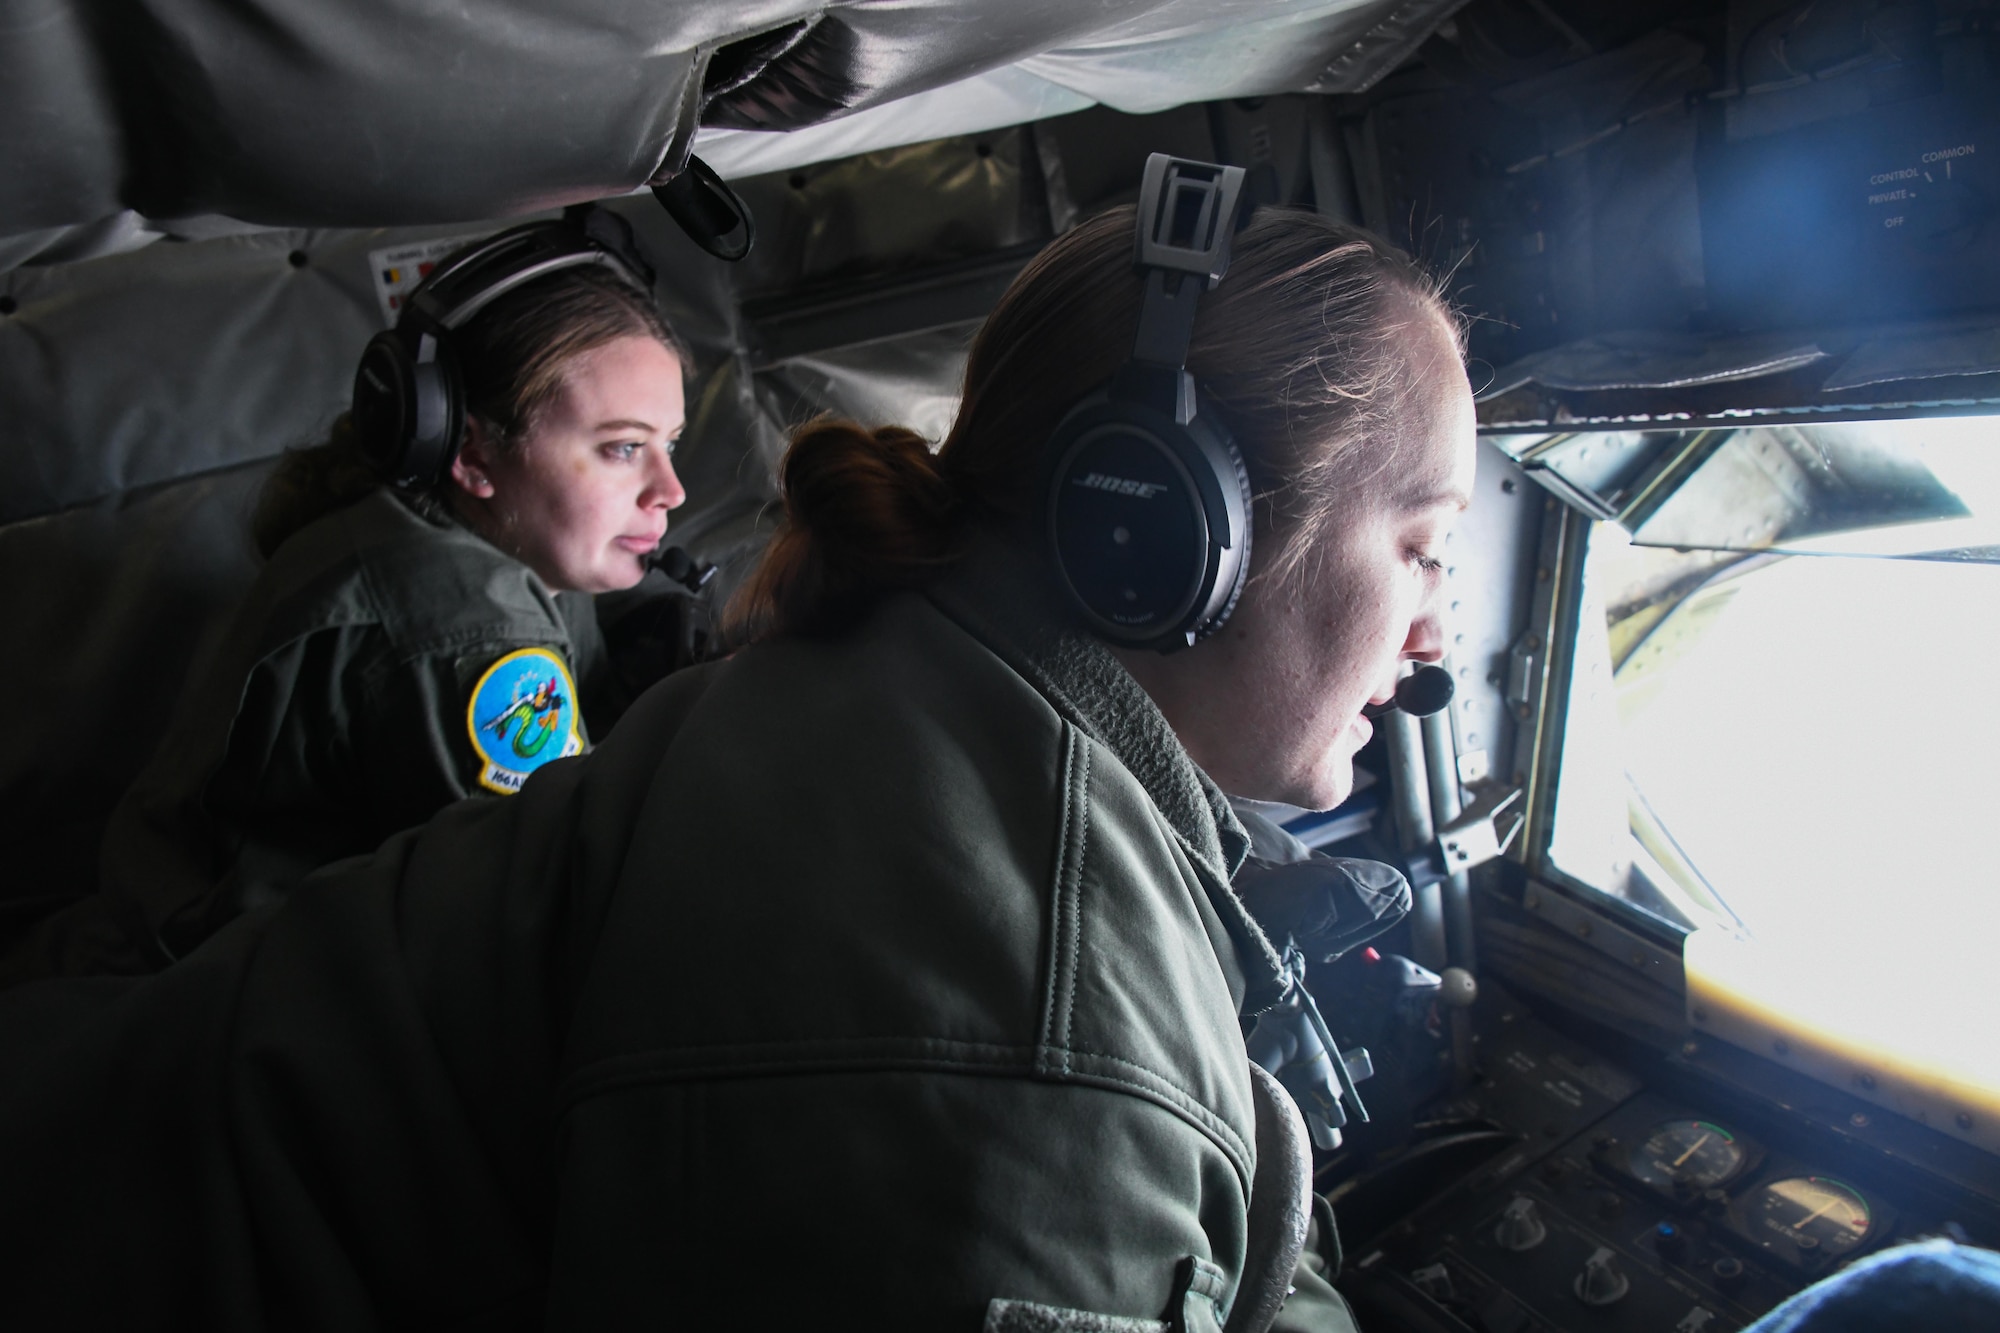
[[352, 331, 418, 480], [404, 350, 463, 488], [1044, 395, 1210, 650], [1044, 389, 1254, 652], [1187, 420, 1253, 643], [351, 328, 463, 488]]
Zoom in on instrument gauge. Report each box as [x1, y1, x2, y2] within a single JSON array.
[[1751, 1176, 1874, 1257], [1631, 1119, 1749, 1192]]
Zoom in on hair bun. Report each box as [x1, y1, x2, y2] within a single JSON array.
[[784, 420, 957, 572], [727, 417, 963, 641]]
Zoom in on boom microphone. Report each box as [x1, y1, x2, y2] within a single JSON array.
[[1363, 664, 1455, 720], [644, 545, 718, 594]]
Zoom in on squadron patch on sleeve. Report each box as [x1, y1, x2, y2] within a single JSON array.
[[466, 647, 583, 794]]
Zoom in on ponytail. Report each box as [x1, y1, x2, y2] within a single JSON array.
[[726, 418, 962, 642], [250, 414, 381, 558]]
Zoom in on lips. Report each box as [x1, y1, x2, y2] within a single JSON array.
[[614, 532, 665, 555]]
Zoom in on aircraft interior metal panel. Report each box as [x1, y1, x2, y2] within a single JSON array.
[[3, 1, 1999, 1329]]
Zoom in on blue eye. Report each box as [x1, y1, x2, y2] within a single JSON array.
[[604, 442, 641, 462], [1411, 551, 1445, 575]]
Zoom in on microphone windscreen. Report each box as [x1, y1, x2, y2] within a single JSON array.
[[1394, 664, 1455, 718]]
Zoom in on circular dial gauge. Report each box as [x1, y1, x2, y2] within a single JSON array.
[[1632, 1119, 1748, 1191], [1752, 1177, 1874, 1256]]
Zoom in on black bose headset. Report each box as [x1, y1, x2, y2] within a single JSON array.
[[351, 207, 658, 489], [1044, 154, 1254, 652]]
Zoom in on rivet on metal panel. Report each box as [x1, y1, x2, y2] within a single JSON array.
[[1850, 1112, 1871, 1129], [1524, 892, 1540, 909], [1682, 1041, 1700, 1057], [1691, 1007, 1709, 1024], [1857, 1073, 1877, 1091], [1574, 921, 1592, 938], [1773, 1038, 1791, 1056], [1960, 1112, 1976, 1131]]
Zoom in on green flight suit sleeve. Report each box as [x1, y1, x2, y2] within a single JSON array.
[[347, 637, 588, 825], [192, 630, 583, 920]]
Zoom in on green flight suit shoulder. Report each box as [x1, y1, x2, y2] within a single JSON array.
[[34, 488, 586, 978]]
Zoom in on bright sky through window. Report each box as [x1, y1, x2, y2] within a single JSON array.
[[1550, 418, 2000, 1134]]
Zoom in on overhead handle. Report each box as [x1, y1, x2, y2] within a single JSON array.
[[652, 155, 756, 262]]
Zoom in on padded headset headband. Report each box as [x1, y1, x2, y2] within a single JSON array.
[[352, 208, 655, 489], [1043, 154, 1252, 652]]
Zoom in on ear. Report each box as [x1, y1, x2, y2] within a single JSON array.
[[450, 418, 498, 499]]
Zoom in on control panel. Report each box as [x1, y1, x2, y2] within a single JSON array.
[[1332, 1001, 1994, 1333]]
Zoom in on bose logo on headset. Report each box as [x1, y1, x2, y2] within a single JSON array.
[[1042, 154, 1254, 653], [1073, 473, 1168, 500]]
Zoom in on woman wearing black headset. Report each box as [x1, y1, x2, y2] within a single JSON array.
[[0, 220, 692, 985], [0, 166, 1473, 1330]]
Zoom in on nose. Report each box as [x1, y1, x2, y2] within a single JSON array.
[[1401, 589, 1449, 664], [642, 448, 687, 511]]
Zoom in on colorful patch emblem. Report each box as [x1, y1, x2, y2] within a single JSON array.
[[466, 647, 583, 794]]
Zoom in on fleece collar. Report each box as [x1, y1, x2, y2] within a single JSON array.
[[926, 535, 1288, 1012]]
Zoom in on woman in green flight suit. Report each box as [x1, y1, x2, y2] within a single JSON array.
[[0, 178, 1474, 1330], [0, 220, 692, 984]]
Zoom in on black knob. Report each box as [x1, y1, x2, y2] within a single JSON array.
[[1711, 1256, 1746, 1292], [1654, 1221, 1687, 1262]]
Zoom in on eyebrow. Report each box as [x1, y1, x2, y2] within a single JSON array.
[[1397, 481, 1473, 513], [593, 418, 659, 434]]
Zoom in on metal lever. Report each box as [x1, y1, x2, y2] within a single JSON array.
[[1435, 785, 1525, 875]]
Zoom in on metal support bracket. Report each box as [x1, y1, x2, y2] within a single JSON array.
[[1437, 785, 1525, 873]]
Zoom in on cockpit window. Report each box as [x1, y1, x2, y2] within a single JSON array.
[[1498, 417, 2000, 564], [1551, 525, 2000, 950]]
